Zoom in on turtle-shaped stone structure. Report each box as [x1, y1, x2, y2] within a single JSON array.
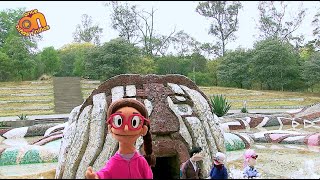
[[55, 74, 225, 179]]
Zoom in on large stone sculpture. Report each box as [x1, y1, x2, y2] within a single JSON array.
[[55, 74, 225, 179]]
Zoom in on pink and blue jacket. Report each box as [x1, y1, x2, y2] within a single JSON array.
[[96, 151, 153, 179]]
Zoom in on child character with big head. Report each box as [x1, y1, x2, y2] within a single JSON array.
[[180, 146, 204, 179], [243, 149, 260, 179], [85, 98, 155, 179], [210, 152, 228, 179]]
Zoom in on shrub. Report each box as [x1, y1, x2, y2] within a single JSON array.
[[241, 107, 248, 113], [17, 114, 28, 120], [209, 95, 231, 117]]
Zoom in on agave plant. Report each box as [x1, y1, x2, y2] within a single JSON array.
[[209, 94, 231, 117]]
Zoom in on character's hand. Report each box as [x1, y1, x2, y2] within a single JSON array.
[[85, 166, 99, 179]]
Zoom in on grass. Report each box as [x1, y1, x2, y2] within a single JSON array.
[[0, 79, 319, 117], [200, 86, 320, 110]]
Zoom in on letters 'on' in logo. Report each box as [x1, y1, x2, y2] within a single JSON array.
[[16, 9, 50, 36]]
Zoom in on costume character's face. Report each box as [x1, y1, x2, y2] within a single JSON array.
[[191, 151, 204, 162], [107, 106, 149, 145], [248, 155, 258, 166]]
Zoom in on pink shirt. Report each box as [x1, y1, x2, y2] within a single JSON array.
[[96, 151, 153, 179]]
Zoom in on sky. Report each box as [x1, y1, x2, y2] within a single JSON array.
[[0, 1, 319, 53]]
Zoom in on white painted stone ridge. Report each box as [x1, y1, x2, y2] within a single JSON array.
[[3, 127, 28, 139], [184, 116, 212, 177], [167, 96, 193, 149], [173, 104, 193, 116], [62, 105, 92, 179], [111, 86, 124, 102], [2, 138, 29, 147], [125, 85, 136, 97], [44, 122, 68, 137], [144, 99, 153, 117], [55, 121, 76, 179], [92, 133, 118, 171], [167, 83, 185, 94], [67, 105, 81, 125], [180, 85, 225, 153], [76, 93, 107, 179], [175, 96, 186, 101], [283, 136, 305, 142]]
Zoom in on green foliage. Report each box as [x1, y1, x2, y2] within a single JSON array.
[[251, 38, 301, 91], [85, 38, 141, 80], [206, 58, 221, 86], [40, 46, 60, 76], [187, 72, 213, 86], [209, 94, 231, 117], [217, 48, 252, 89], [57, 42, 94, 77], [240, 107, 248, 113], [17, 114, 28, 120], [302, 52, 320, 92], [129, 56, 156, 74], [0, 51, 13, 81]]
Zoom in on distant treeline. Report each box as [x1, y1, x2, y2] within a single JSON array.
[[1, 3, 320, 93]]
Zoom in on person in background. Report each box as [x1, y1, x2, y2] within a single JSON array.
[[243, 149, 260, 179], [210, 152, 228, 179], [181, 146, 204, 179]]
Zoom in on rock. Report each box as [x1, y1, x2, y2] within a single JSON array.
[[55, 74, 226, 179]]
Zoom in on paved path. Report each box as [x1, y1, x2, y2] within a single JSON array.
[[228, 108, 302, 114]]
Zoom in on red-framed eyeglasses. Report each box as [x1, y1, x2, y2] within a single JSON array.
[[107, 112, 150, 131]]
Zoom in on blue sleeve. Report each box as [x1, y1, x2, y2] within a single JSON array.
[[223, 167, 228, 179], [210, 167, 214, 179]]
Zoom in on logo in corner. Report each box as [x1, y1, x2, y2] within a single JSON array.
[[16, 9, 50, 36]]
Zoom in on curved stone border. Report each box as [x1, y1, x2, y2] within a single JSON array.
[[221, 116, 320, 132]]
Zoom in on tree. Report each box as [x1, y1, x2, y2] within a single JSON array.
[[302, 52, 320, 92], [257, 1, 306, 46], [0, 51, 13, 81], [0, 8, 41, 51], [73, 14, 103, 45], [2, 34, 33, 81], [129, 56, 156, 74], [206, 58, 221, 86], [155, 55, 187, 75], [199, 42, 219, 59], [132, 7, 175, 56], [251, 38, 300, 91], [196, 1, 243, 56], [40, 46, 60, 76], [85, 38, 141, 80], [106, 1, 139, 44], [106, 2, 175, 56], [311, 9, 320, 51], [57, 42, 94, 77], [171, 30, 201, 56], [217, 49, 252, 88]]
